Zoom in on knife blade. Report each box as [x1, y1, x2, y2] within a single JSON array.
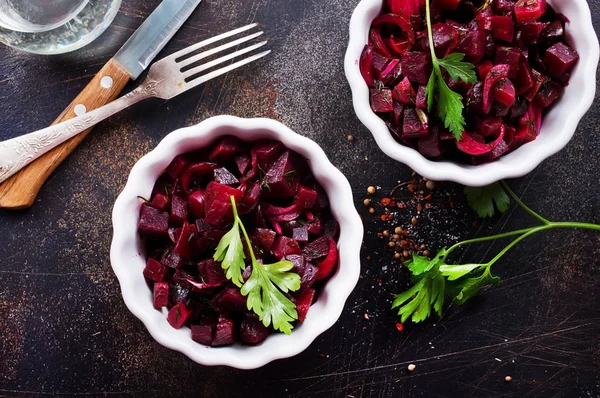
[[0, 0, 203, 210]]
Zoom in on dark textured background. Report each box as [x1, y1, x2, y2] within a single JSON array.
[[1, 0, 599, 397]]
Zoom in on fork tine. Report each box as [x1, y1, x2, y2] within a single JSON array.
[[182, 40, 268, 79], [184, 50, 271, 89], [165, 22, 259, 62], [178, 31, 264, 70]]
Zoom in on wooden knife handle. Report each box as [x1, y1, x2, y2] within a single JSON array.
[[0, 58, 131, 210]]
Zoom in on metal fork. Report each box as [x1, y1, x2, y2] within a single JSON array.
[[0, 23, 269, 184]]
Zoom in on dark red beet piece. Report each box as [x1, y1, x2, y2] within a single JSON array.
[[144, 258, 169, 282], [430, 23, 459, 58], [370, 88, 394, 113], [249, 141, 284, 178], [161, 251, 184, 269], [209, 136, 240, 162], [173, 222, 197, 259], [188, 190, 205, 219], [436, 0, 461, 11], [306, 218, 323, 235], [524, 69, 545, 101], [198, 259, 227, 286], [301, 263, 319, 288], [455, 30, 486, 64], [153, 282, 169, 309], [167, 226, 180, 244], [212, 317, 235, 346], [323, 219, 340, 240], [180, 162, 217, 191], [519, 22, 545, 45], [251, 228, 276, 253], [302, 236, 331, 262], [203, 181, 243, 226], [369, 27, 392, 58], [514, 55, 534, 95], [403, 107, 429, 138], [214, 167, 239, 186], [168, 301, 192, 329], [494, 79, 516, 107], [360, 45, 375, 87], [169, 194, 187, 226], [372, 14, 415, 44], [264, 151, 299, 198], [293, 288, 315, 322], [191, 323, 213, 346], [165, 154, 190, 179], [150, 194, 170, 212], [544, 42, 579, 79], [514, 0, 546, 24], [215, 287, 248, 313], [315, 238, 338, 280], [401, 52, 432, 85], [239, 313, 270, 345], [418, 128, 442, 158], [540, 20, 564, 44], [477, 117, 503, 137], [295, 185, 318, 209], [172, 269, 194, 287], [494, 47, 522, 79], [415, 86, 427, 110], [271, 236, 301, 258], [239, 182, 261, 215], [392, 77, 416, 105], [286, 254, 306, 274], [490, 16, 514, 43], [533, 81, 561, 108], [235, 153, 251, 175], [138, 205, 169, 238], [168, 284, 190, 305], [379, 59, 401, 84], [483, 64, 510, 112], [292, 226, 309, 244]]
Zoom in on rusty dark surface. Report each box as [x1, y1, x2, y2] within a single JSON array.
[[1, 0, 599, 397]]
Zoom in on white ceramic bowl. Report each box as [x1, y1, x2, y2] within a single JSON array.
[[345, 0, 599, 186], [110, 116, 363, 369]]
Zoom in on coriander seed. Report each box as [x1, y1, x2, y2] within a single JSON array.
[[367, 186, 377, 194], [426, 180, 436, 190], [394, 227, 402, 234], [505, 376, 512, 382], [363, 198, 371, 206], [369, 207, 375, 214], [407, 364, 416, 372]]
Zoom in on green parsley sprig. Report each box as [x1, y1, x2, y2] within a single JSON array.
[[214, 196, 301, 334], [424, 0, 477, 140], [393, 180, 600, 324]]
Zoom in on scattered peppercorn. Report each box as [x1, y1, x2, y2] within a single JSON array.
[[392, 234, 400, 241], [426, 180, 436, 190], [505, 376, 512, 382], [407, 364, 416, 372], [367, 186, 377, 194], [388, 241, 396, 248], [363, 198, 371, 206], [394, 253, 401, 259], [369, 207, 375, 214], [395, 322, 404, 332], [423, 250, 430, 257], [383, 230, 390, 237], [417, 203, 423, 213], [347, 135, 354, 141], [411, 217, 417, 225], [394, 227, 402, 234]]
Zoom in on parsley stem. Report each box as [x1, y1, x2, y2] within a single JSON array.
[[444, 228, 533, 259], [229, 195, 257, 263], [425, 0, 438, 68], [501, 180, 551, 225]]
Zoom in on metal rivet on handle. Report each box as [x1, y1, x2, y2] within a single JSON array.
[[101, 76, 113, 89], [74, 104, 87, 116]]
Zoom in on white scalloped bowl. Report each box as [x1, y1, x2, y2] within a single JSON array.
[[110, 116, 363, 368], [345, 0, 599, 186]]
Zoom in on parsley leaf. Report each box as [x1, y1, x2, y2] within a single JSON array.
[[213, 199, 246, 287], [464, 182, 511, 218], [448, 268, 500, 305], [215, 196, 301, 334], [424, 0, 476, 140]]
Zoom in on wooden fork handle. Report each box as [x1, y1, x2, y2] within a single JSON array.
[[0, 58, 131, 210]]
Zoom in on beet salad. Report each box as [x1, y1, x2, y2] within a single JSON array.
[[137, 136, 339, 346]]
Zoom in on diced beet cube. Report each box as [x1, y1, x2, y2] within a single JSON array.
[[301, 263, 319, 288], [392, 77, 416, 105], [494, 79, 516, 107], [165, 154, 190, 179], [252, 228, 276, 253], [168, 284, 190, 305], [455, 30, 486, 64], [161, 251, 184, 269], [180, 162, 217, 191], [510, 98, 529, 120], [235, 153, 251, 175], [264, 151, 299, 198], [215, 287, 248, 313], [209, 136, 240, 162], [431, 23, 459, 58], [168, 301, 192, 329], [540, 20, 564, 44], [172, 269, 194, 287], [168, 227, 181, 243], [323, 219, 340, 240], [467, 81, 488, 115], [191, 323, 213, 346], [212, 317, 235, 346], [302, 236, 331, 262], [494, 47, 522, 79], [524, 69, 545, 101], [401, 52, 432, 85], [153, 282, 169, 309], [436, 0, 461, 11], [544, 42, 579, 79], [369, 27, 392, 58], [380, 59, 403, 86], [292, 226, 309, 244], [370, 88, 394, 113], [138, 205, 169, 238], [379, 58, 400, 82], [393, 102, 404, 126], [203, 181, 243, 226], [514, 55, 534, 95], [198, 259, 227, 286], [271, 236, 301, 259], [492, 102, 511, 117], [371, 51, 390, 79], [249, 141, 285, 177], [477, 60, 493, 80], [315, 238, 338, 280], [415, 86, 427, 110], [144, 258, 169, 282], [418, 128, 442, 158], [169, 194, 188, 226], [490, 16, 514, 42], [403, 107, 429, 139], [239, 313, 270, 345], [286, 254, 306, 274], [295, 185, 318, 209], [293, 288, 315, 322], [213, 167, 239, 186], [360, 45, 375, 88], [534, 81, 562, 108], [519, 22, 545, 44], [483, 64, 510, 112], [150, 194, 170, 212], [477, 117, 503, 137], [173, 222, 197, 259], [514, 0, 546, 24], [238, 182, 261, 215], [306, 218, 323, 235], [188, 190, 205, 219], [492, 0, 515, 14]]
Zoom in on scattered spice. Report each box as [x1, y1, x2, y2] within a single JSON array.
[[369, 207, 375, 214], [505, 376, 512, 382], [347, 135, 354, 141], [395, 322, 404, 332], [407, 364, 416, 372], [426, 180, 436, 190], [394, 253, 401, 259], [388, 241, 396, 248], [367, 186, 377, 194], [411, 217, 417, 225], [363, 198, 371, 206], [363, 313, 370, 320], [394, 227, 402, 234], [382, 230, 390, 237]]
